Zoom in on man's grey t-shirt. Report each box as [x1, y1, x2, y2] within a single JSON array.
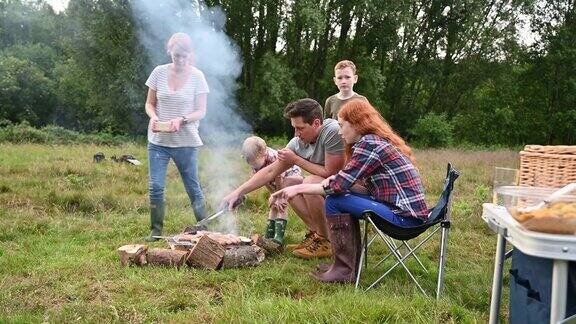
[[285, 118, 344, 165]]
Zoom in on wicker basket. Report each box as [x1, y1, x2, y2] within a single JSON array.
[[519, 145, 576, 188]]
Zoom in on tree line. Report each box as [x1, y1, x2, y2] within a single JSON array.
[[0, 0, 575, 146]]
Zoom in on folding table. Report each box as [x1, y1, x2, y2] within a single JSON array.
[[482, 203, 576, 324]]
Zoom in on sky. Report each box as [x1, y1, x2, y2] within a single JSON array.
[[45, 0, 69, 13]]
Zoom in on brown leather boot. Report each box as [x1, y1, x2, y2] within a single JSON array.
[[310, 214, 361, 283], [286, 231, 316, 252], [292, 234, 332, 259]]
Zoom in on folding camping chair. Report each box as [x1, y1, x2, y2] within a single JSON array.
[[354, 163, 459, 299]]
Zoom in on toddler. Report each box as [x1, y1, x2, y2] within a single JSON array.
[[241, 136, 303, 245]]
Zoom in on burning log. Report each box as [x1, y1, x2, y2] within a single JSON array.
[[117, 231, 265, 270], [146, 248, 188, 268], [169, 231, 251, 247], [186, 235, 226, 269], [221, 245, 265, 269], [117, 244, 148, 266], [194, 231, 251, 246], [251, 234, 283, 255]]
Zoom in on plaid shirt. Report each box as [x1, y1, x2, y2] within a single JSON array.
[[324, 135, 429, 220]]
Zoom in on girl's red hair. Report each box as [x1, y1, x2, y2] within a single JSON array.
[[338, 100, 416, 164]]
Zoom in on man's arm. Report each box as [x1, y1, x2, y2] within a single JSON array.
[[222, 159, 291, 209], [280, 150, 344, 178]]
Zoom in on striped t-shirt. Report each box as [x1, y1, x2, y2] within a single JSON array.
[[145, 64, 209, 147]]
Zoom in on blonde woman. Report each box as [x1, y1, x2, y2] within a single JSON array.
[[144, 32, 209, 241]]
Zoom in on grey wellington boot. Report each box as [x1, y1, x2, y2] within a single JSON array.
[[192, 199, 207, 222], [145, 201, 165, 242]]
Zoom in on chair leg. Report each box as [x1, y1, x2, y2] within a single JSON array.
[[367, 233, 378, 248], [355, 238, 366, 289], [366, 235, 403, 290], [366, 231, 428, 296], [375, 228, 436, 271], [436, 226, 450, 299], [364, 219, 369, 268], [365, 218, 428, 296], [402, 241, 428, 273], [373, 236, 396, 268], [356, 219, 370, 289], [390, 240, 402, 258], [384, 231, 436, 275]]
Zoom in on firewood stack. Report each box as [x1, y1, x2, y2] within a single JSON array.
[[117, 230, 269, 270]]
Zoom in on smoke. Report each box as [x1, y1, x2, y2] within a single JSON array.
[[129, 0, 252, 233]]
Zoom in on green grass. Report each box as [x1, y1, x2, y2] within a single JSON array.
[[0, 144, 519, 323]]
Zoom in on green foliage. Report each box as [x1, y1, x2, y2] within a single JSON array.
[[46, 190, 98, 214], [452, 68, 527, 146], [242, 54, 306, 136], [410, 112, 454, 148], [0, 120, 49, 143], [0, 0, 575, 147], [52, 58, 101, 131], [0, 122, 136, 145], [474, 184, 491, 202], [3, 43, 59, 75], [261, 135, 290, 149], [0, 55, 56, 125]]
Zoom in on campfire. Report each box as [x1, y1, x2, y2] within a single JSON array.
[[117, 229, 281, 270]]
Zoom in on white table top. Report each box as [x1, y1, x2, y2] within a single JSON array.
[[482, 203, 576, 261]]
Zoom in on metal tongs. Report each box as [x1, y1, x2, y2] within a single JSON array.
[[151, 235, 195, 246], [195, 195, 246, 228]]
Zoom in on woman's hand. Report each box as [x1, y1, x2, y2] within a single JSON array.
[[350, 183, 368, 194], [271, 185, 302, 202], [168, 117, 184, 132], [321, 175, 336, 187], [268, 194, 288, 214], [149, 116, 159, 132]]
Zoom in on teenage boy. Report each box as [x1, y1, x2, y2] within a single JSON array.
[[324, 60, 368, 119], [222, 98, 345, 259]]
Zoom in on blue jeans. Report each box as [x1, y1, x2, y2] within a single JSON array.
[[148, 143, 206, 220], [325, 193, 423, 227]]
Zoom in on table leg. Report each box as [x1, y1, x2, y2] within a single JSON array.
[[550, 260, 568, 324], [489, 234, 506, 324]]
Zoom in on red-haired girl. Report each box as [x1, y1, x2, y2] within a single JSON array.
[[271, 99, 428, 283]]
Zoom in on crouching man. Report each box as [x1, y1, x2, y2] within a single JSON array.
[[222, 98, 344, 259]]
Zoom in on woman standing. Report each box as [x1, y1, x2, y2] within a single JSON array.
[[271, 99, 428, 283], [144, 32, 209, 241]]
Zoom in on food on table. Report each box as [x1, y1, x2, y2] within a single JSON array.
[[510, 202, 576, 235]]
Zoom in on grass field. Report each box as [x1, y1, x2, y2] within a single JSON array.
[[0, 143, 519, 323]]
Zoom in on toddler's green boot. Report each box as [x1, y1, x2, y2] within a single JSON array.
[[273, 219, 287, 246], [265, 219, 276, 239]]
